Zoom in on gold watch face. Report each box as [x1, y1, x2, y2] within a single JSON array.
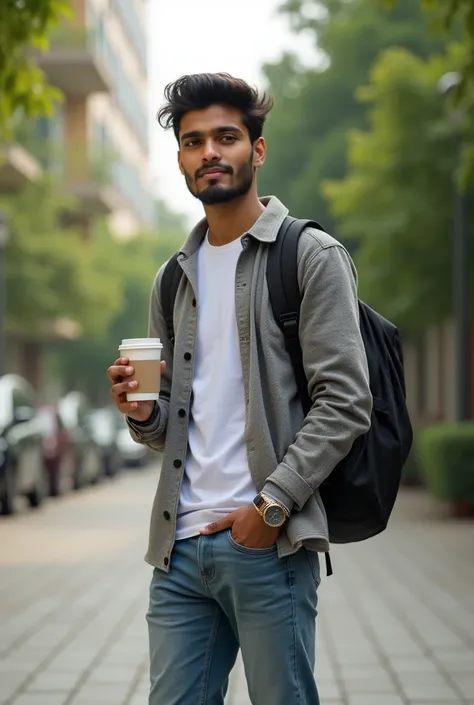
[[264, 504, 285, 527]]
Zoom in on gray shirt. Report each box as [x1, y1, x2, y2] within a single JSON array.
[[128, 196, 372, 572]]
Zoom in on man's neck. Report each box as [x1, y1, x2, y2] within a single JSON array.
[[204, 191, 265, 247]]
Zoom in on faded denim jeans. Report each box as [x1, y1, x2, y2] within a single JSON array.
[[146, 530, 320, 705]]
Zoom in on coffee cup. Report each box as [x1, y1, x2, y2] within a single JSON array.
[[118, 338, 163, 402]]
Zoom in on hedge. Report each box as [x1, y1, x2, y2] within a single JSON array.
[[402, 447, 423, 486], [417, 422, 474, 504]]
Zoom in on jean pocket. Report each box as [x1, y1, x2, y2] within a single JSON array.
[[226, 530, 277, 556]]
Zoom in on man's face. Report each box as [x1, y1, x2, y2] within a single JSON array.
[[177, 105, 266, 205]]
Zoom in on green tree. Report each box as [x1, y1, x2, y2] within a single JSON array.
[[0, 0, 70, 137], [324, 43, 474, 330], [3, 178, 122, 337], [51, 211, 187, 404], [259, 0, 448, 232], [387, 0, 474, 85]]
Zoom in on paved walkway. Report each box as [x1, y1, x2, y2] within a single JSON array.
[[0, 464, 473, 705]]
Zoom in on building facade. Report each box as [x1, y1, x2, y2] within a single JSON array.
[[0, 0, 155, 388], [36, 0, 155, 238]]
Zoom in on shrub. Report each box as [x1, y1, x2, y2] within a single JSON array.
[[417, 423, 474, 504], [402, 446, 423, 486]]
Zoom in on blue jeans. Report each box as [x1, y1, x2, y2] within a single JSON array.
[[147, 530, 320, 705]]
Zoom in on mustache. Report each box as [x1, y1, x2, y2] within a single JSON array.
[[196, 164, 233, 179]]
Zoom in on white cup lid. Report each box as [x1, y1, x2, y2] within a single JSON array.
[[119, 337, 163, 349]]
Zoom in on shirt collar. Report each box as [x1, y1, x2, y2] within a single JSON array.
[[178, 195, 289, 258]]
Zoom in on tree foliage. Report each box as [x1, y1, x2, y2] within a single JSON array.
[[257, 0, 474, 331], [49, 205, 187, 404], [386, 0, 474, 87], [259, 0, 447, 233], [0, 0, 69, 138], [324, 43, 474, 331], [3, 178, 122, 337]]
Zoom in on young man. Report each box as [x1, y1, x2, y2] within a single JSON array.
[[107, 73, 372, 705]]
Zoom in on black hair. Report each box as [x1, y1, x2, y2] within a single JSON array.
[[157, 73, 274, 143]]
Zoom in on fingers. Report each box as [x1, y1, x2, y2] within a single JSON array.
[[200, 512, 235, 535], [106, 362, 134, 384], [107, 357, 166, 417], [117, 400, 139, 414], [107, 359, 165, 384], [111, 379, 138, 398]]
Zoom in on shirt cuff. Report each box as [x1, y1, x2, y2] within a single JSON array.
[[261, 481, 294, 515]]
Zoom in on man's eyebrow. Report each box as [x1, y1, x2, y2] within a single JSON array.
[[180, 125, 243, 141], [180, 130, 202, 142], [214, 125, 242, 135]]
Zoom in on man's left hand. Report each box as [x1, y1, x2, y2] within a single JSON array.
[[199, 505, 281, 549]]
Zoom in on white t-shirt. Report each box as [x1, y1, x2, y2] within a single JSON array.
[[175, 232, 256, 540]]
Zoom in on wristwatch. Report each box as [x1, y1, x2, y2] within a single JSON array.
[[253, 492, 290, 528]]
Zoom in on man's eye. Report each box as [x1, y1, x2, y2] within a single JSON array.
[[221, 135, 237, 143], [185, 140, 199, 148]]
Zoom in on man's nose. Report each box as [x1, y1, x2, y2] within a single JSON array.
[[202, 139, 220, 162]]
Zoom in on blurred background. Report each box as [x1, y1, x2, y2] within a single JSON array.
[[0, 1, 473, 704]]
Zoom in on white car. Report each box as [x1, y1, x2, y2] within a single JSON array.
[[116, 426, 148, 467]]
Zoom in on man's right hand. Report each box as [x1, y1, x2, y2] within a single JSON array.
[[107, 357, 166, 423]]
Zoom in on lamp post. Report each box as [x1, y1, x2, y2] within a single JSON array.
[[0, 211, 9, 378], [437, 72, 470, 421]]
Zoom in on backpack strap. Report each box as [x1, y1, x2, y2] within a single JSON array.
[[266, 217, 326, 416], [267, 217, 334, 578], [160, 253, 183, 346]]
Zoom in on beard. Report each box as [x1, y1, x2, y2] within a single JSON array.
[[184, 153, 254, 205]]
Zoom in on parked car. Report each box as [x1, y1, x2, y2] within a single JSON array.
[[90, 407, 122, 478], [0, 374, 47, 515], [37, 404, 76, 496], [57, 392, 103, 489], [116, 424, 149, 467]]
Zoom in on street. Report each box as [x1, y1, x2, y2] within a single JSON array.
[[0, 463, 473, 705]]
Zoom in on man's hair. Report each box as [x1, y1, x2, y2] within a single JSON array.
[[157, 73, 274, 143]]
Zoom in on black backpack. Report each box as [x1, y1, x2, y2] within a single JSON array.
[[161, 217, 413, 546]]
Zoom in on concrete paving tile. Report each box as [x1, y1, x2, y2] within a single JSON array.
[[70, 684, 129, 705], [0, 674, 24, 703], [12, 696, 68, 705], [339, 665, 391, 679], [343, 678, 396, 693], [390, 656, 439, 674], [347, 696, 404, 705], [87, 666, 139, 685], [27, 671, 81, 691], [452, 678, 474, 699], [317, 679, 342, 699], [128, 693, 148, 705], [401, 682, 460, 700]]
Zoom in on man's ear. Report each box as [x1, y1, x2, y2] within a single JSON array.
[[253, 137, 266, 169], [177, 151, 185, 175]]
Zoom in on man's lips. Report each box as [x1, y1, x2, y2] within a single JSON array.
[[199, 169, 229, 180]]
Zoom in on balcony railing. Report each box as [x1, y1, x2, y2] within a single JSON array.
[[13, 124, 113, 186], [37, 24, 111, 96], [48, 24, 97, 49]]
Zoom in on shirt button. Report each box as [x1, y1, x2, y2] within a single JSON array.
[[184, 352, 192, 361], [173, 459, 182, 468], [164, 557, 169, 566], [178, 409, 186, 418], [192, 298, 196, 307], [163, 511, 171, 521]]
